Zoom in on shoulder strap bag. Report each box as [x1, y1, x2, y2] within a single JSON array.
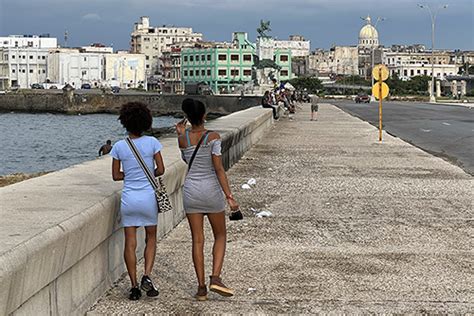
[[125, 137, 172, 213]]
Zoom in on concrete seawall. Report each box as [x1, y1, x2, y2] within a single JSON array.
[[0, 92, 261, 116], [0, 107, 273, 315]]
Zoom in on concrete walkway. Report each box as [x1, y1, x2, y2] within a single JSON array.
[[88, 103, 473, 314]]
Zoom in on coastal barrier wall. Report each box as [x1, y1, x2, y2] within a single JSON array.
[[0, 92, 262, 116], [0, 107, 273, 315]]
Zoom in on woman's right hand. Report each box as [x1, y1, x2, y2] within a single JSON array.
[[227, 197, 239, 212], [175, 119, 187, 136]]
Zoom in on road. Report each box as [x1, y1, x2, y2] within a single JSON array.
[[331, 100, 474, 175]]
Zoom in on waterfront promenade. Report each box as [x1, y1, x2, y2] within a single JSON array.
[[89, 104, 473, 314]]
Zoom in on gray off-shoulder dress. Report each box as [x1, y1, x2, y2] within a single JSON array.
[[181, 131, 226, 214]]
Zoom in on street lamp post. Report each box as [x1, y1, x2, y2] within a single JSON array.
[[418, 4, 448, 103], [371, 17, 385, 88]]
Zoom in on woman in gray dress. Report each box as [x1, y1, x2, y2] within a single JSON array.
[[176, 98, 239, 301]]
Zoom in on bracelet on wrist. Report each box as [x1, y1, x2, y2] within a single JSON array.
[[226, 194, 234, 200]]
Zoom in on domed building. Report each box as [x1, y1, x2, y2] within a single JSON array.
[[358, 16, 379, 48]]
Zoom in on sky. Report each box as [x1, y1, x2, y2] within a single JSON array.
[[0, 0, 473, 51]]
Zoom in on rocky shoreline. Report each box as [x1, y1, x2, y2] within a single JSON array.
[[0, 172, 49, 187]]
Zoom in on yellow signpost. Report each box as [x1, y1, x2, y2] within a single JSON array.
[[372, 64, 390, 141]]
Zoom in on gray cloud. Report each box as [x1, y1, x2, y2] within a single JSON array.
[[1, 0, 472, 50], [82, 13, 101, 21]]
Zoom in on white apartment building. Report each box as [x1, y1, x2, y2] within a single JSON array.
[[0, 47, 49, 89], [274, 35, 310, 57], [104, 52, 146, 88], [383, 51, 459, 80], [0, 35, 57, 49], [81, 44, 114, 54], [131, 16, 203, 76], [47, 49, 103, 88]]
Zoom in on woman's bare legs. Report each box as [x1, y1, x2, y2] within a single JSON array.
[[207, 212, 227, 277], [144, 225, 157, 276], [187, 213, 206, 286], [124, 226, 138, 287]]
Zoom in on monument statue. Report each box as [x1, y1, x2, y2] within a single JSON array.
[[257, 20, 272, 38]]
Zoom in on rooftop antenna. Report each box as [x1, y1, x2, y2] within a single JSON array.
[[64, 30, 69, 47]]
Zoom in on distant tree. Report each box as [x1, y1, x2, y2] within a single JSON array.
[[458, 63, 474, 75], [289, 76, 323, 93], [336, 75, 371, 86]]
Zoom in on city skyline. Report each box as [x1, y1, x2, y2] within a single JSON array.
[[0, 0, 473, 51]]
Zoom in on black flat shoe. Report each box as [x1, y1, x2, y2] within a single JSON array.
[[141, 275, 159, 297], [129, 286, 142, 301]]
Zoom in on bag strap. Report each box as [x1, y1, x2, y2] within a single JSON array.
[[187, 130, 210, 171], [125, 138, 158, 190]]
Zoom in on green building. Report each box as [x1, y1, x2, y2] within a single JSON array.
[[181, 32, 292, 94]]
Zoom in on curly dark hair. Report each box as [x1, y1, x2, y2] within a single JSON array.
[[118, 102, 152, 135], [182, 98, 206, 125]]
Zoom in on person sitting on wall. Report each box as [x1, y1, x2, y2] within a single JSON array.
[[261, 91, 279, 120], [98, 140, 113, 156]]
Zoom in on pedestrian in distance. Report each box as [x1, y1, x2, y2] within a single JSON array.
[[261, 90, 279, 120], [310, 94, 319, 121], [175, 98, 239, 301], [110, 102, 165, 301], [98, 139, 113, 156]]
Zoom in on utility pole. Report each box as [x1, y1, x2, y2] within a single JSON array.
[[418, 4, 448, 103]]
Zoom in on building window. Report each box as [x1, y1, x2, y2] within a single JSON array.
[[29, 55, 33, 59], [12, 69, 15, 73], [184, 70, 188, 76], [207, 54, 211, 61], [12, 55, 15, 59], [146, 65, 150, 68], [22, 69, 26, 73], [410, 69, 414, 76], [190, 56, 194, 62], [243, 54, 252, 62], [280, 55, 289, 62], [201, 69, 206, 76], [230, 69, 239, 76], [202, 55, 205, 62], [231, 54, 239, 62], [207, 69, 211, 76], [218, 54, 227, 61], [23, 55, 26, 59], [146, 55, 149, 60], [42, 56, 46, 60], [39, 70, 41, 74], [404, 70, 407, 76], [196, 55, 200, 62], [280, 70, 289, 76], [42, 69, 46, 74], [218, 69, 227, 76], [243, 69, 251, 76], [189, 70, 194, 76], [184, 56, 188, 62]]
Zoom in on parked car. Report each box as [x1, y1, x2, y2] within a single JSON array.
[[111, 86, 120, 94], [355, 94, 370, 103], [49, 85, 58, 89], [81, 83, 92, 89], [31, 83, 44, 89]]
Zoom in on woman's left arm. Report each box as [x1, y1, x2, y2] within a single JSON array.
[[112, 159, 124, 181], [154, 152, 165, 176]]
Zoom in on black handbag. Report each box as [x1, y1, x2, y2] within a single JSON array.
[[126, 137, 172, 213]]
